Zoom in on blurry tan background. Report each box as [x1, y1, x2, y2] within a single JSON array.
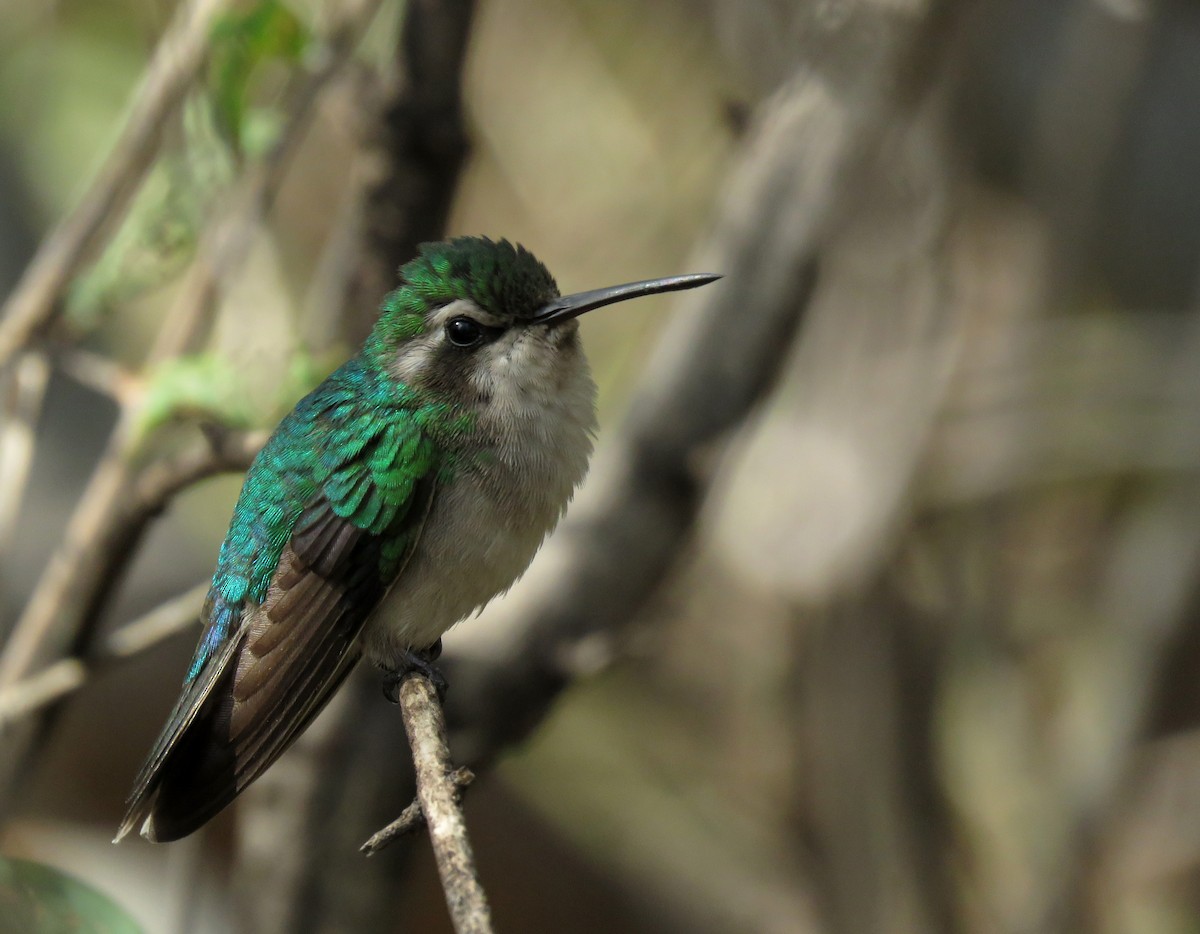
[[1, 0, 1199, 932]]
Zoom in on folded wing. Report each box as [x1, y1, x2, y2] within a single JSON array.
[[117, 474, 434, 843]]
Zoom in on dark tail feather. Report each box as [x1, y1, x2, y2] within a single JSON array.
[[115, 663, 241, 843], [138, 704, 241, 842], [115, 641, 360, 843]]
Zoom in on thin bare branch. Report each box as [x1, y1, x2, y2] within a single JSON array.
[[0, 582, 209, 727], [131, 427, 269, 520], [0, 0, 230, 368], [0, 352, 50, 557], [361, 766, 474, 855], [0, 0, 381, 811], [361, 798, 426, 851], [394, 675, 492, 934], [51, 346, 138, 404]]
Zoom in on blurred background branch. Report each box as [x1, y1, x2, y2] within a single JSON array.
[[0, 0, 229, 367], [0, 581, 210, 726], [0, 0, 383, 813]]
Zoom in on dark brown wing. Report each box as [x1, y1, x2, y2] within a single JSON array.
[[116, 485, 433, 843]]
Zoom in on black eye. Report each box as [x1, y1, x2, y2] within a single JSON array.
[[445, 316, 484, 348]]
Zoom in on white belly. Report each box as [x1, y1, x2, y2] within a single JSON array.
[[360, 366, 595, 662], [361, 473, 565, 657]]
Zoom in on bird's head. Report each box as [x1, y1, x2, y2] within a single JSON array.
[[364, 236, 719, 415]]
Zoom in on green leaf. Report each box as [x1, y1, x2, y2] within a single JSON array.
[[66, 103, 236, 333], [135, 346, 341, 443], [137, 353, 255, 437], [208, 0, 310, 155], [0, 857, 143, 934], [66, 162, 199, 331]]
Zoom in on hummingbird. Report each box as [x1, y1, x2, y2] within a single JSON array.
[[115, 236, 719, 842]]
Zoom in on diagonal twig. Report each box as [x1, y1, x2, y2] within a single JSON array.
[[361, 765, 474, 854], [0, 352, 50, 561], [0, 581, 209, 727], [0, 0, 382, 812]]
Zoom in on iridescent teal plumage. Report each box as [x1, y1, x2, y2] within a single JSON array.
[[185, 357, 456, 683], [118, 236, 719, 844]]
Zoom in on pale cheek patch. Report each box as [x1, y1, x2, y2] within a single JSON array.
[[390, 336, 438, 387]]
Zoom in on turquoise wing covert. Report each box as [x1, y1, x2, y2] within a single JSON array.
[[117, 361, 439, 842]]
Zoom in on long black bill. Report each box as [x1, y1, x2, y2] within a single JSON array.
[[533, 272, 721, 325]]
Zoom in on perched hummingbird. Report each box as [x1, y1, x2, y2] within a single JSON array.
[[116, 236, 719, 842]]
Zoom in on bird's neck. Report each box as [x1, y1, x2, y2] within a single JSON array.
[[458, 356, 597, 514]]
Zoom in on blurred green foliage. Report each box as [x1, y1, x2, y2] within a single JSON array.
[[136, 345, 338, 440], [208, 0, 311, 158], [0, 857, 142, 934]]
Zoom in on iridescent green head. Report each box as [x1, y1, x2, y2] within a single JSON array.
[[361, 236, 719, 410], [372, 238, 558, 350]]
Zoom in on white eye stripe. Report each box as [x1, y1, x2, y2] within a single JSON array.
[[432, 298, 504, 329], [391, 338, 436, 386]]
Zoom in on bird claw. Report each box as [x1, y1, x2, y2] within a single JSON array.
[[381, 638, 447, 703]]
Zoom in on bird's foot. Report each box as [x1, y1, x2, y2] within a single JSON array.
[[381, 638, 447, 703]]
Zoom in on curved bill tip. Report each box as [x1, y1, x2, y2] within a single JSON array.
[[534, 272, 722, 325]]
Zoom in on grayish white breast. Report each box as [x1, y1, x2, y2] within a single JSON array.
[[361, 300, 598, 661]]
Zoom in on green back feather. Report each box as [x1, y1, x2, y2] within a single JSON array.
[[189, 357, 465, 681]]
